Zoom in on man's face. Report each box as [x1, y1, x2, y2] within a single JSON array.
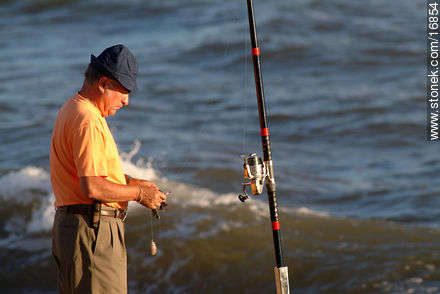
[[98, 78, 130, 117]]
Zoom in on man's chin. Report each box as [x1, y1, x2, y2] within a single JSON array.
[[108, 109, 117, 116]]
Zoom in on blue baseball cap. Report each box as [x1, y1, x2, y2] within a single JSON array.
[[91, 44, 138, 92]]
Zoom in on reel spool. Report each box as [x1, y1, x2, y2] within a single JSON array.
[[238, 153, 268, 202]]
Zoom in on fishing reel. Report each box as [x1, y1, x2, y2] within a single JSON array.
[[238, 153, 268, 202]]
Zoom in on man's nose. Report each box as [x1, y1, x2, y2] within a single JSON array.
[[122, 95, 129, 105]]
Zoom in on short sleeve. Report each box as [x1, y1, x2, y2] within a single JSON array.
[[72, 124, 108, 177]]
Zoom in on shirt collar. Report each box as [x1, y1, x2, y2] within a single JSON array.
[[74, 92, 103, 117]]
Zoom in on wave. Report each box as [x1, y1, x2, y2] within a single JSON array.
[[0, 141, 329, 252]]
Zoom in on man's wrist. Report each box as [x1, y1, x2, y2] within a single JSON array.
[[136, 185, 142, 202]]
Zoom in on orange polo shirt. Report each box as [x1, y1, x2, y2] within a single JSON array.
[[50, 93, 127, 209]]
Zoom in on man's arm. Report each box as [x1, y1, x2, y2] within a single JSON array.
[[124, 174, 156, 188], [80, 176, 166, 209]]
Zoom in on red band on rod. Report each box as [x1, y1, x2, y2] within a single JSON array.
[[252, 47, 260, 56], [272, 221, 280, 231], [261, 128, 269, 136]]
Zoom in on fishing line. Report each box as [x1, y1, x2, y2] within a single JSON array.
[[150, 211, 154, 241], [160, 5, 250, 175], [149, 210, 157, 256]]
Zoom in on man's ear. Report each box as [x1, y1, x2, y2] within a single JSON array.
[[97, 76, 109, 92]]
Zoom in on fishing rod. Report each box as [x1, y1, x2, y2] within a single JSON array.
[[238, 0, 290, 293]]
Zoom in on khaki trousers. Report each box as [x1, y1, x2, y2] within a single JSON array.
[[52, 210, 127, 294]]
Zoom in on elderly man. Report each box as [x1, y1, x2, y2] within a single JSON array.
[[50, 44, 166, 293]]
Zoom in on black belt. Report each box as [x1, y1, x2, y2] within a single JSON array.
[[56, 204, 127, 221]]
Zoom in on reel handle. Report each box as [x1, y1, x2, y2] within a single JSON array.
[[238, 194, 249, 202]]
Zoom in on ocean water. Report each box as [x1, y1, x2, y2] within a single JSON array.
[[0, 0, 438, 293]]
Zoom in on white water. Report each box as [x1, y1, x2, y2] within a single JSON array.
[[0, 142, 329, 252]]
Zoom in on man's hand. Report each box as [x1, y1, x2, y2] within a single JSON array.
[[136, 184, 167, 210]]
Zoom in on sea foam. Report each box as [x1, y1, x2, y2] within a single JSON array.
[[0, 141, 329, 249]]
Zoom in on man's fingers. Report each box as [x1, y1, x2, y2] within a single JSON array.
[[155, 190, 167, 201], [137, 185, 168, 211]]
